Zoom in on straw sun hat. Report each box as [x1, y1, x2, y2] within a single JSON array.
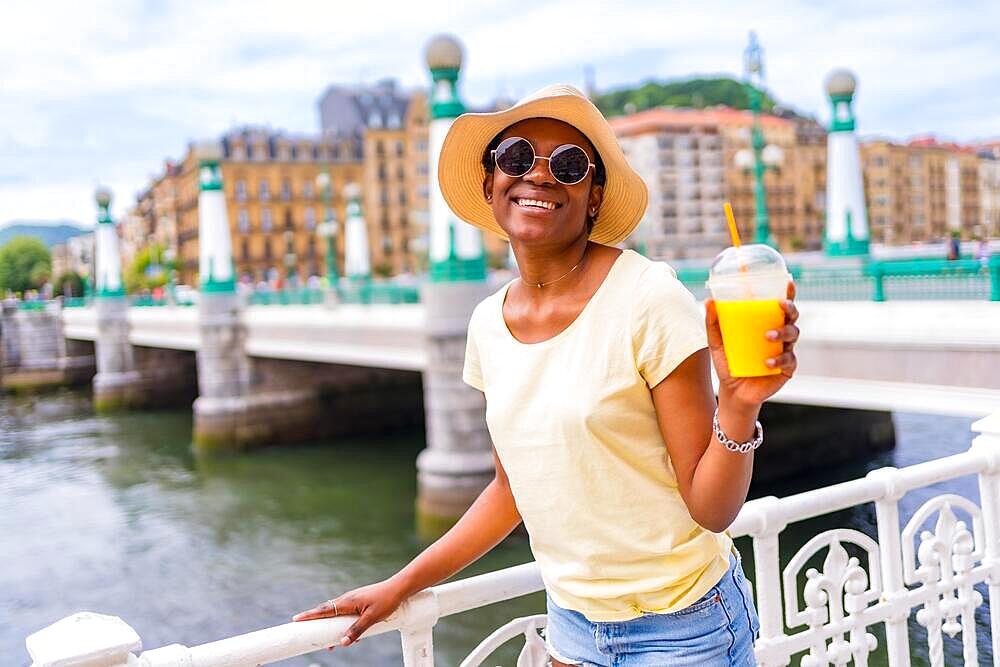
[[437, 84, 648, 247]]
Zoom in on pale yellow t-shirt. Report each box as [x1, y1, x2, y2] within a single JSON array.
[[462, 248, 732, 622]]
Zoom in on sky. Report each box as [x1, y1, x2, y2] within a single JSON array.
[[2, 0, 999, 226]]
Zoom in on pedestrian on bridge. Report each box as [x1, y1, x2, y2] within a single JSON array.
[[294, 85, 800, 666]]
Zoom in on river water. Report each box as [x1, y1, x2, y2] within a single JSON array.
[[0, 390, 992, 666]]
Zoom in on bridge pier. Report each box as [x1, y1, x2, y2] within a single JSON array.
[[193, 291, 311, 452], [92, 295, 146, 411], [416, 281, 494, 537]]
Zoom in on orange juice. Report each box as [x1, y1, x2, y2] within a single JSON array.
[[715, 299, 784, 377]]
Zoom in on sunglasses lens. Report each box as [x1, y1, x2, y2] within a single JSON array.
[[494, 137, 534, 177], [550, 145, 591, 184]]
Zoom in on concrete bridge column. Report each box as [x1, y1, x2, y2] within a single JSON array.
[[190, 142, 319, 452], [415, 35, 495, 537], [90, 187, 147, 411]]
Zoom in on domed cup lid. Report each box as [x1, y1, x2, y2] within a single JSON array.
[[706, 244, 790, 300]]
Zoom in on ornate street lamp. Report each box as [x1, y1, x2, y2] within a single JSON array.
[[738, 31, 782, 246], [283, 229, 297, 287], [315, 170, 339, 285]]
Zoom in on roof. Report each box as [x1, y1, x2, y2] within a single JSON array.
[[610, 106, 792, 137]]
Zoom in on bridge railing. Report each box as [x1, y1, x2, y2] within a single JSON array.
[[27, 412, 999, 667], [248, 282, 421, 306], [677, 254, 1000, 302]]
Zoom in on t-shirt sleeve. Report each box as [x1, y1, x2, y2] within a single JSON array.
[[632, 262, 709, 388], [462, 307, 485, 392]]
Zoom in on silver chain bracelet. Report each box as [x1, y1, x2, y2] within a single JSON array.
[[712, 408, 763, 453]]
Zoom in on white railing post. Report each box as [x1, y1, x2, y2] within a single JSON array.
[[972, 412, 1000, 667], [25, 612, 142, 667], [397, 589, 441, 667], [743, 496, 789, 667], [867, 466, 912, 666]]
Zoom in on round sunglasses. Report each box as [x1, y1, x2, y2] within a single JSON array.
[[491, 137, 596, 186]]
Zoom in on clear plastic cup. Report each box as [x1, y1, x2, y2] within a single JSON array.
[[706, 244, 792, 377]]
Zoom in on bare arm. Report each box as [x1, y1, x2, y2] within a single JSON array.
[[292, 446, 522, 646], [650, 284, 799, 532]]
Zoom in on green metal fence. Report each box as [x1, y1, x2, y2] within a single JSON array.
[[677, 255, 999, 302], [247, 283, 420, 306]]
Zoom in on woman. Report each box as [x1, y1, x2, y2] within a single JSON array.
[[294, 85, 799, 666]]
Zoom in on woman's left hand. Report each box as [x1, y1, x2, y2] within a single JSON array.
[[705, 282, 799, 409]]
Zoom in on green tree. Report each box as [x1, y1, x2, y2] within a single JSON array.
[[0, 236, 52, 294], [593, 77, 779, 117], [124, 243, 170, 293], [54, 270, 85, 297]]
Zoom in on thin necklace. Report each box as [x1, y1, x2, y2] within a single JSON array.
[[522, 246, 589, 288]]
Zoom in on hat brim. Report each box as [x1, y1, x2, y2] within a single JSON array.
[[437, 89, 648, 247]]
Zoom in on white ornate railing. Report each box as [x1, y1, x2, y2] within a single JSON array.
[[27, 412, 1000, 667]]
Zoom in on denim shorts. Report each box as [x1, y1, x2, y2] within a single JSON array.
[[544, 553, 760, 666]]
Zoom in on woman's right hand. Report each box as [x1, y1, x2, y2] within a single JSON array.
[[292, 578, 410, 647]]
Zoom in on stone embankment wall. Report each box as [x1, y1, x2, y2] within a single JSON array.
[[1, 302, 95, 392]]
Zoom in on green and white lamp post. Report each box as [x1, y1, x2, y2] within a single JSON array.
[[416, 34, 495, 539], [92, 186, 143, 413], [94, 187, 125, 298], [824, 69, 870, 256], [425, 34, 487, 282], [737, 31, 782, 247], [195, 141, 236, 294], [316, 170, 339, 284], [343, 182, 371, 282]]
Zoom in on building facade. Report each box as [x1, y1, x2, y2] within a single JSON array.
[[134, 128, 364, 287], [861, 138, 981, 244], [613, 107, 824, 259]]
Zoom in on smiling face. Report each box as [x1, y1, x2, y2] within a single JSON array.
[[483, 118, 603, 247]]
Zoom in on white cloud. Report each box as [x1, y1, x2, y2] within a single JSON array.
[[1, 0, 998, 223]]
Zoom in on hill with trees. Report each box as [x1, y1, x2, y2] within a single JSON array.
[[593, 76, 779, 117], [0, 222, 88, 248]]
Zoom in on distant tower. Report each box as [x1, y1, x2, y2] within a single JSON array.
[[425, 33, 486, 282], [195, 142, 236, 292], [824, 69, 870, 256], [343, 182, 371, 281], [94, 188, 124, 297]]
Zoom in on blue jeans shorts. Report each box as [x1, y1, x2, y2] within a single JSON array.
[[544, 553, 760, 666]]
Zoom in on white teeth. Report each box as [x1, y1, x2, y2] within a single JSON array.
[[516, 198, 556, 210]]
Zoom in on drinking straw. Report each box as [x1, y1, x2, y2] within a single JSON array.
[[724, 202, 741, 247], [723, 201, 748, 273]]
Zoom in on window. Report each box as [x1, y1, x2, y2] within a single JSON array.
[[304, 207, 316, 230], [264, 238, 272, 260], [376, 141, 385, 156], [417, 163, 429, 176], [235, 180, 248, 202], [238, 209, 250, 233], [303, 181, 314, 199], [397, 165, 405, 182], [416, 139, 428, 153], [232, 145, 246, 161], [281, 179, 292, 201], [259, 180, 271, 201], [262, 208, 273, 232], [399, 191, 407, 206], [284, 208, 294, 230], [395, 141, 404, 157], [380, 190, 389, 205], [241, 239, 250, 261], [307, 236, 316, 258]]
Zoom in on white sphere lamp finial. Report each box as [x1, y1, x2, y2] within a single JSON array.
[[425, 34, 464, 71], [825, 69, 857, 98]]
